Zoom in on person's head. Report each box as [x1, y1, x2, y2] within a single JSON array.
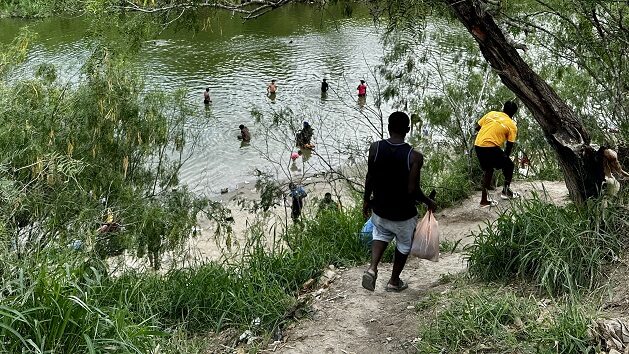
[[205, 87, 209, 92], [323, 78, 327, 82], [239, 124, 245, 130], [360, 80, 365, 84], [502, 101, 518, 117], [271, 79, 276, 84], [388, 111, 410, 136], [303, 121, 309, 128], [324, 192, 332, 201], [289, 182, 296, 190]]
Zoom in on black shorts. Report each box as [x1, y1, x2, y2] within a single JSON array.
[[475, 146, 511, 171]]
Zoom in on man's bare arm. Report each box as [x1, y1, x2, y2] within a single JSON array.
[[409, 150, 436, 211], [362, 142, 377, 217]]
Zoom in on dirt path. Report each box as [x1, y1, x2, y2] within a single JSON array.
[[273, 181, 569, 354]]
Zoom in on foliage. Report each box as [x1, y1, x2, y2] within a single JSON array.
[[421, 152, 475, 208], [0, 28, 32, 76], [416, 287, 597, 353], [0, 39, 208, 269], [466, 196, 629, 295], [501, 0, 629, 143], [0, 0, 82, 18], [381, 20, 513, 154]]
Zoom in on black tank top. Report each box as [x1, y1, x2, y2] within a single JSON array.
[[371, 140, 417, 221]]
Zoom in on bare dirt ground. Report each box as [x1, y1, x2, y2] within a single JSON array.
[[270, 180, 570, 354]]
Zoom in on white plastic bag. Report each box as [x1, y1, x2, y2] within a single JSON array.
[[411, 211, 439, 262]]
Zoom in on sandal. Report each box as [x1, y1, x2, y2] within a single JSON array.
[[480, 200, 498, 208], [385, 279, 408, 292], [362, 270, 377, 291], [500, 189, 521, 200]]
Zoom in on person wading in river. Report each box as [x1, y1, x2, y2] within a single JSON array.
[[362, 111, 436, 292], [238, 124, 251, 142], [321, 78, 329, 93], [357, 79, 367, 97], [267, 79, 277, 94], [203, 87, 212, 104], [474, 101, 519, 207]]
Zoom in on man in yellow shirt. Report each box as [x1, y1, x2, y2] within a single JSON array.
[[474, 101, 519, 207]]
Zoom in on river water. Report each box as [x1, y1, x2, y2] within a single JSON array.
[[1, 5, 390, 195]]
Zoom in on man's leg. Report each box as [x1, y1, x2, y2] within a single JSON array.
[[476, 146, 494, 205], [386, 217, 415, 290], [501, 154, 516, 197], [363, 215, 393, 291], [291, 201, 299, 221], [368, 240, 388, 274], [389, 247, 409, 287], [480, 169, 494, 205]]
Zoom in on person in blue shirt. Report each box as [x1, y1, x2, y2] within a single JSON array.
[[289, 182, 307, 221]]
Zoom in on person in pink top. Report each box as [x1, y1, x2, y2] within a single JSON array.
[[357, 80, 367, 97], [291, 151, 302, 161]]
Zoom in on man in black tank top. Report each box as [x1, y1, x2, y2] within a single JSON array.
[[361, 112, 436, 292]]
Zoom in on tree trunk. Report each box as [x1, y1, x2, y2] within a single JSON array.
[[445, 0, 602, 203]]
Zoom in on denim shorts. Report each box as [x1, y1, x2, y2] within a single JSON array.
[[371, 213, 417, 255]]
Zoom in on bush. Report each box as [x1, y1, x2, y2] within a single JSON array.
[[466, 196, 628, 295], [422, 153, 475, 208]]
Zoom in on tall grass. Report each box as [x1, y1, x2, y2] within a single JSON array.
[[0, 207, 368, 352], [0, 251, 159, 353], [466, 196, 629, 295]]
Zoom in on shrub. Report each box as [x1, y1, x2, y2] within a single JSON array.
[[422, 153, 475, 208]]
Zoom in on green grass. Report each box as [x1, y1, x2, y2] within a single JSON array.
[[466, 196, 629, 295], [0, 206, 368, 352], [0, 251, 160, 353], [416, 287, 597, 353]]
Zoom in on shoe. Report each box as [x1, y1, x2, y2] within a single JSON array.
[[362, 270, 377, 291], [385, 279, 408, 292], [480, 200, 498, 208], [500, 189, 520, 200]]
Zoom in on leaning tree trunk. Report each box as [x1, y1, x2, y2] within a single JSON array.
[[445, 0, 603, 203]]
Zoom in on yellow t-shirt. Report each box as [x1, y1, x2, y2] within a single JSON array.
[[474, 111, 517, 148]]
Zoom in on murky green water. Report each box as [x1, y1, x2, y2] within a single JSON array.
[[1, 5, 387, 194]]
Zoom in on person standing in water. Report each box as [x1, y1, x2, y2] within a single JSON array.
[[295, 121, 314, 149], [203, 87, 212, 104], [321, 78, 329, 93], [357, 80, 367, 97], [267, 79, 277, 94], [238, 124, 251, 142]]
